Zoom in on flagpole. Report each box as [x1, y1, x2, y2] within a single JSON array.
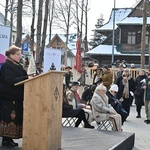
[[112, 0, 116, 65]]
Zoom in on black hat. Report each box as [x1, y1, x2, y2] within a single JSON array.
[[65, 66, 72, 69], [72, 81, 79, 86], [94, 67, 102, 71], [103, 65, 108, 70]]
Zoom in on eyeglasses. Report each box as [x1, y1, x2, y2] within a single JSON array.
[[14, 53, 22, 56]]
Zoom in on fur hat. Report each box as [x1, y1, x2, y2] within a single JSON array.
[[110, 84, 118, 92], [95, 84, 107, 92]]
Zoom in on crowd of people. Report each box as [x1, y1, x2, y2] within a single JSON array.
[[63, 61, 150, 133], [0, 45, 150, 148]]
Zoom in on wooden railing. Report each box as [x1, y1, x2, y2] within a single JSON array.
[[61, 66, 148, 85]]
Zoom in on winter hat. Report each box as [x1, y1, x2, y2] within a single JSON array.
[[65, 66, 72, 69], [110, 84, 118, 92], [72, 81, 79, 86], [103, 65, 108, 70], [95, 84, 107, 92]]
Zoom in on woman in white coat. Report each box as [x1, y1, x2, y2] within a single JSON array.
[[91, 84, 122, 131]]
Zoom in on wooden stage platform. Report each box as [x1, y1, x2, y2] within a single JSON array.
[[0, 126, 135, 150], [61, 127, 135, 150]]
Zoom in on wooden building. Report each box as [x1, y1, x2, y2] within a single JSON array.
[[87, 0, 150, 67]]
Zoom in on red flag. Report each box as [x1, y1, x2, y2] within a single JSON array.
[[74, 36, 82, 74]]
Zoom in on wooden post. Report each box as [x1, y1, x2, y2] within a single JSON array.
[[16, 71, 64, 150]]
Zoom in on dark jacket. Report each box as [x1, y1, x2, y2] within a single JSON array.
[[115, 76, 135, 100], [134, 75, 147, 105], [0, 59, 28, 101]]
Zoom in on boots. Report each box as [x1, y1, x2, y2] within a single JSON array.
[[84, 123, 94, 129], [2, 137, 18, 147], [136, 112, 141, 118]]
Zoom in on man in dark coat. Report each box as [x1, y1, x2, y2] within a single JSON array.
[[64, 66, 73, 89], [134, 69, 147, 118], [62, 84, 94, 128]]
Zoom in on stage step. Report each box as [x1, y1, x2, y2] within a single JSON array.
[[62, 126, 135, 150]]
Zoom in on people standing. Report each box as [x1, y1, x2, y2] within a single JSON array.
[[64, 66, 73, 89], [0, 45, 28, 147], [134, 70, 147, 118], [101, 65, 113, 90], [116, 68, 135, 118], [78, 64, 87, 86], [93, 67, 102, 85], [114, 64, 124, 83], [142, 73, 150, 124]]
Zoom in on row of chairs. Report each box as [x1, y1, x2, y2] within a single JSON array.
[[62, 117, 114, 131]]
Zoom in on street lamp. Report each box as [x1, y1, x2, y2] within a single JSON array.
[[112, 0, 116, 65]]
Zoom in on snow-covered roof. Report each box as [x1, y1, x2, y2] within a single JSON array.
[[86, 44, 148, 56], [86, 45, 120, 55], [97, 8, 132, 31], [118, 17, 150, 25]]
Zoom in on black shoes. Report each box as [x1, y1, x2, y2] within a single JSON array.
[[2, 138, 19, 147], [144, 120, 150, 124], [10, 139, 19, 146], [84, 123, 94, 129], [136, 115, 141, 118]]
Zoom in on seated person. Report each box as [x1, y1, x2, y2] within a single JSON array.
[[66, 81, 93, 122], [67, 81, 88, 109], [106, 84, 128, 124], [81, 84, 97, 105], [62, 84, 94, 129], [91, 84, 122, 131]]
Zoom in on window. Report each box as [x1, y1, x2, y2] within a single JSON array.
[[127, 32, 136, 44], [57, 38, 61, 45]]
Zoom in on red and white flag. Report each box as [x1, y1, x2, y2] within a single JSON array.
[[74, 36, 82, 74]]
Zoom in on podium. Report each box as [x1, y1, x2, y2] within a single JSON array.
[[16, 71, 64, 150]]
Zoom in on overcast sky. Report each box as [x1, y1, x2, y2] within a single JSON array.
[[0, 0, 139, 39]]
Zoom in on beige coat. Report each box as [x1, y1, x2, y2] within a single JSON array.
[[91, 92, 115, 122], [101, 70, 113, 89]]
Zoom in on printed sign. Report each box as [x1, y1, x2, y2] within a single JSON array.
[[43, 48, 61, 72], [0, 25, 10, 64]]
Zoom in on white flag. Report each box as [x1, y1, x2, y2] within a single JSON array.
[[27, 53, 36, 75]]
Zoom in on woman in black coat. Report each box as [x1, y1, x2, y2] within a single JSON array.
[[0, 45, 28, 147], [115, 68, 135, 118], [134, 70, 147, 118]]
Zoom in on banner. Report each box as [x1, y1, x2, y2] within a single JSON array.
[[43, 48, 61, 72], [74, 36, 82, 74], [27, 53, 36, 75], [0, 25, 10, 64]]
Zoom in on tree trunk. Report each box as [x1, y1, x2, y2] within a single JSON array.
[[84, 0, 88, 53], [30, 0, 36, 53], [49, 0, 55, 43], [75, 0, 80, 34], [15, 0, 22, 47], [64, 0, 72, 65], [80, 0, 84, 38], [40, 0, 49, 63], [36, 0, 43, 64], [4, 0, 9, 25], [141, 0, 147, 69]]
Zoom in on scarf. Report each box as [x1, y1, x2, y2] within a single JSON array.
[[122, 75, 131, 98]]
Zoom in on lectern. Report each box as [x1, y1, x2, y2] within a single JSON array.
[[16, 71, 64, 150]]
